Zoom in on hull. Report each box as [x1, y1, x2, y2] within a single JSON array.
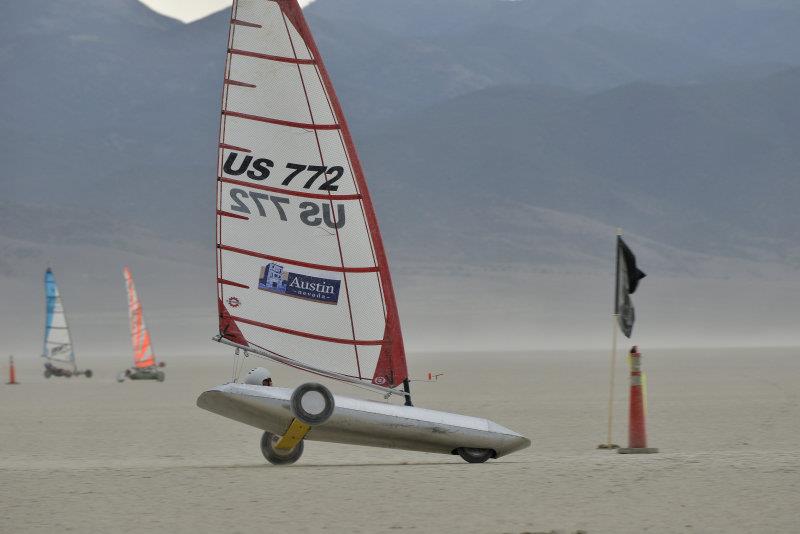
[[118, 367, 165, 382], [44, 362, 91, 378], [197, 383, 530, 458], [130, 369, 163, 381]]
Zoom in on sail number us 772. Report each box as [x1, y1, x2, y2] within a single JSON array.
[[223, 152, 343, 192]]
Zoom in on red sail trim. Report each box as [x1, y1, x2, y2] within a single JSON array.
[[217, 210, 249, 220], [223, 110, 339, 130], [224, 79, 257, 88], [219, 177, 362, 201], [219, 143, 251, 152], [218, 278, 250, 289], [231, 315, 386, 346], [218, 244, 379, 273], [277, 0, 409, 386], [229, 48, 316, 65], [231, 19, 262, 28], [218, 299, 248, 345]]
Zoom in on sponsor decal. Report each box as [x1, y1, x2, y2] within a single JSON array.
[[227, 296, 241, 308], [258, 263, 341, 305], [50, 344, 69, 356], [374, 376, 387, 385]]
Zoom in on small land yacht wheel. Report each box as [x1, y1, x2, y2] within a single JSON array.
[[44, 369, 52, 379], [457, 447, 494, 464], [156, 371, 165, 382], [84, 369, 93, 378], [290, 383, 335, 425], [260, 431, 304, 465]]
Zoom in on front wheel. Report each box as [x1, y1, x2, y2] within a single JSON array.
[[84, 369, 93, 378], [290, 383, 335, 425], [44, 369, 52, 379], [156, 371, 165, 382], [260, 431, 304, 465], [456, 447, 494, 464]]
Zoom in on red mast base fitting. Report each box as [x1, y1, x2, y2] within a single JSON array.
[[618, 346, 658, 454]]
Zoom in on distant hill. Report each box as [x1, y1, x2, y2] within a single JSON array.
[[2, 0, 800, 262], [359, 68, 800, 270]]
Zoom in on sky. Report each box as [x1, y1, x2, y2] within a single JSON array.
[[138, 0, 316, 23]]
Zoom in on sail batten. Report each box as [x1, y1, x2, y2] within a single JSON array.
[[124, 267, 156, 369], [218, 176, 363, 200], [43, 269, 75, 366], [222, 110, 340, 130], [215, 0, 407, 388], [229, 48, 316, 65], [218, 245, 381, 273]]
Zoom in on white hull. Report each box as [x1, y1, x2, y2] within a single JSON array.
[[197, 383, 530, 458]]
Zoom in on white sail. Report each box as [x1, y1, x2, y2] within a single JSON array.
[[43, 268, 75, 366], [215, 0, 408, 389]]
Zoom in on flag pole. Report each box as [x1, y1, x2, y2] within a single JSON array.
[[604, 312, 619, 448], [599, 228, 623, 449]]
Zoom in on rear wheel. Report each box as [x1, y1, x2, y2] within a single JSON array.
[[260, 431, 304, 465], [44, 369, 52, 379], [156, 371, 165, 382], [457, 447, 494, 464]]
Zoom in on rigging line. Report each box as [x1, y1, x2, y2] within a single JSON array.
[[216, 336, 408, 398], [281, 10, 363, 379], [310, 66, 385, 319]]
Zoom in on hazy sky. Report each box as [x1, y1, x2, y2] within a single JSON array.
[[139, 0, 316, 23]]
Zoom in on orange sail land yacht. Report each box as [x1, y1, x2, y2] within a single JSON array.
[[117, 267, 165, 382]]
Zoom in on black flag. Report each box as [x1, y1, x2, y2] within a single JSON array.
[[615, 236, 646, 338]]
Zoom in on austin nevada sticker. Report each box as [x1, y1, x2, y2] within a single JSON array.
[[258, 263, 341, 305]]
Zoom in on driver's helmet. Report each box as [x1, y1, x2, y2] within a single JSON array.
[[244, 367, 272, 386]]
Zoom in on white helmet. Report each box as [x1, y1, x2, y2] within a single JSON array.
[[245, 367, 272, 386]]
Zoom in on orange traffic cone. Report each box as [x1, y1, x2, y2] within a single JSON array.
[[7, 355, 19, 385], [618, 346, 657, 454]]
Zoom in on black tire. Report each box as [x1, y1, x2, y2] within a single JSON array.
[[84, 370, 93, 378], [260, 431, 304, 465], [156, 371, 165, 382], [44, 369, 52, 379], [290, 382, 335, 425], [457, 447, 494, 464]]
